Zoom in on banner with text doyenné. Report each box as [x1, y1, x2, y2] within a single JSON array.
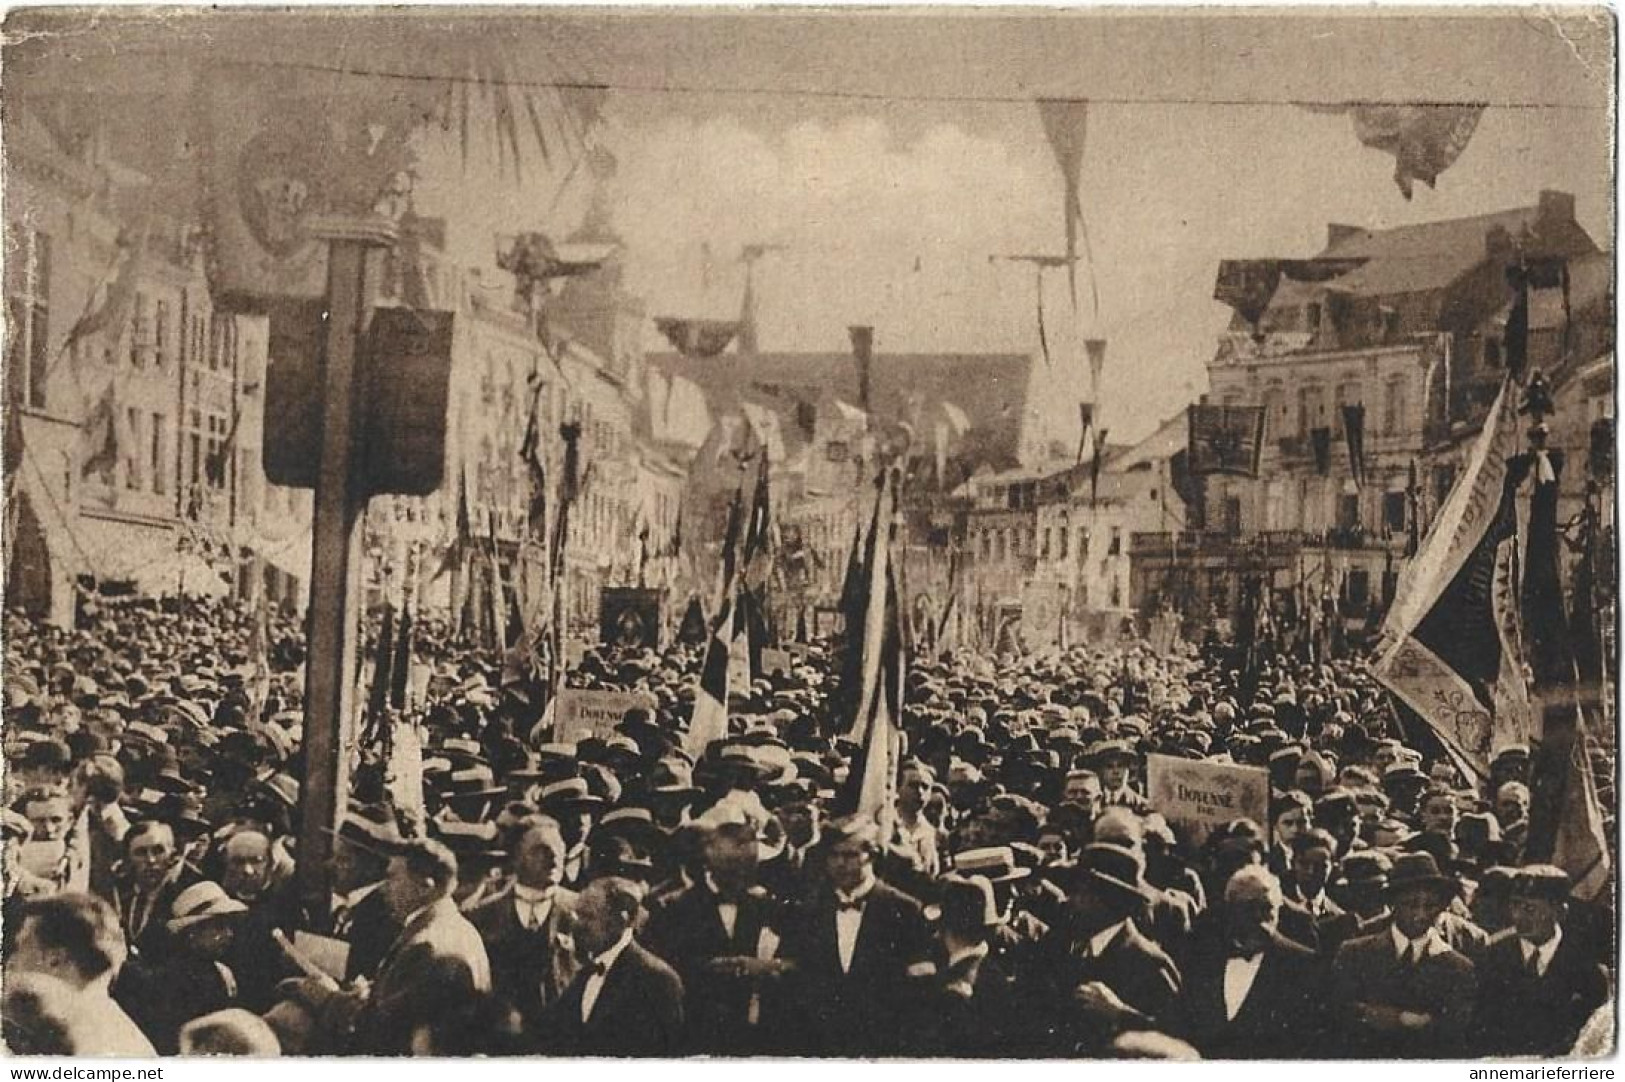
[[553, 688, 656, 743], [1147, 754, 1270, 847]]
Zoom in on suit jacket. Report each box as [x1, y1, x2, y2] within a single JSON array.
[[1471, 929, 1609, 1056], [776, 878, 933, 1057], [543, 939, 685, 1057], [1174, 928, 1325, 1059], [1027, 918, 1183, 1056], [912, 945, 1025, 1057], [467, 885, 580, 1033], [641, 881, 782, 1055], [112, 863, 200, 959], [349, 896, 493, 1055], [335, 883, 400, 982], [1278, 894, 1359, 958], [1330, 928, 1477, 1058]]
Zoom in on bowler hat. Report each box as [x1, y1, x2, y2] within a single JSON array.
[[1384, 851, 1458, 899]]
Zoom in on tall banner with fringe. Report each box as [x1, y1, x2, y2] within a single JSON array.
[[1374, 379, 1531, 777]]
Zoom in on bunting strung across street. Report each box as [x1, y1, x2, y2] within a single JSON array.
[[1186, 404, 1266, 478], [1340, 403, 1366, 488], [1374, 378, 1530, 777], [1035, 98, 1097, 320]]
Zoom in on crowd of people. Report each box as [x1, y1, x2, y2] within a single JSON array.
[[1, 595, 1615, 1058]]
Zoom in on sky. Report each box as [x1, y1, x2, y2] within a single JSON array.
[[10, 9, 1609, 444], [414, 80, 1610, 444]]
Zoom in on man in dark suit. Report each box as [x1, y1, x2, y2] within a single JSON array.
[[290, 839, 492, 1055], [643, 818, 784, 1054], [1278, 828, 1358, 956], [1027, 842, 1183, 1056], [913, 875, 1023, 1057], [775, 816, 935, 1057], [1330, 852, 1477, 1058], [544, 875, 685, 1056], [1175, 865, 1324, 1058], [111, 821, 199, 960], [1471, 865, 1609, 1056], [467, 816, 580, 1039]]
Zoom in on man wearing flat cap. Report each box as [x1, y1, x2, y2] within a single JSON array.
[[1470, 866, 1607, 1056], [1329, 852, 1476, 1058]]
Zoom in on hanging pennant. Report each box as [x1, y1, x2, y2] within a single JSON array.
[[1085, 339, 1107, 402], [1341, 403, 1367, 489], [1036, 99, 1097, 320], [654, 317, 740, 359], [848, 326, 875, 413], [1310, 427, 1333, 476]]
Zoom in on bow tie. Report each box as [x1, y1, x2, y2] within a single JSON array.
[[587, 960, 610, 978], [837, 897, 867, 913], [1227, 943, 1264, 961]]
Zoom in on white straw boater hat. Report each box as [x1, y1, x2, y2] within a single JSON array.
[[167, 881, 248, 933]]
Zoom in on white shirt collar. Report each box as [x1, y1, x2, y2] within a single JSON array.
[[513, 883, 556, 905], [1390, 922, 1448, 960], [1087, 919, 1130, 958], [947, 941, 990, 969], [592, 929, 635, 974], [1520, 926, 1563, 973], [836, 871, 878, 907]]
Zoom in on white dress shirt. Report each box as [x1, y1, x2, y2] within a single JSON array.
[[705, 874, 739, 939], [834, 874, 877, 974], [582, 930, 634, 1023], [1222, 951, 1265, 1020], [1519, 926, 1563, 977], [1390, 923, 1449, 964], [512, 884, 556, 931]]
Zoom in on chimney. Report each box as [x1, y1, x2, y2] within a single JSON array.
[[1538, 189, 1576, 226], [1327, 223, 1364, 249]]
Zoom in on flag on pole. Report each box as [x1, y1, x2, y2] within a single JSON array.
[[1374, 378, 1531, 777], [204, 400, 242, 487], [79, 382, 122, 481], [836, 507, 905, 835], [845, 472, 894, 745], [65, 222, 148, 349], [1518, 419, 1610, 901], [1036, 98, 1096, 320], [684, 591, 739, 758]]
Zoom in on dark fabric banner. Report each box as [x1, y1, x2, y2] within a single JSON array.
[[1310, 427, 1332, 476], [1188, 404, 1265, 477], [1340, 403, 1366, 488]]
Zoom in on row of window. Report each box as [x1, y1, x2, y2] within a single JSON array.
[[972, 523, 1122, 563], [1223, 375, 1413, 442]]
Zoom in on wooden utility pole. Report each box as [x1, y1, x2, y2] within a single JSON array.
[[296, 215, 397, 924]]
